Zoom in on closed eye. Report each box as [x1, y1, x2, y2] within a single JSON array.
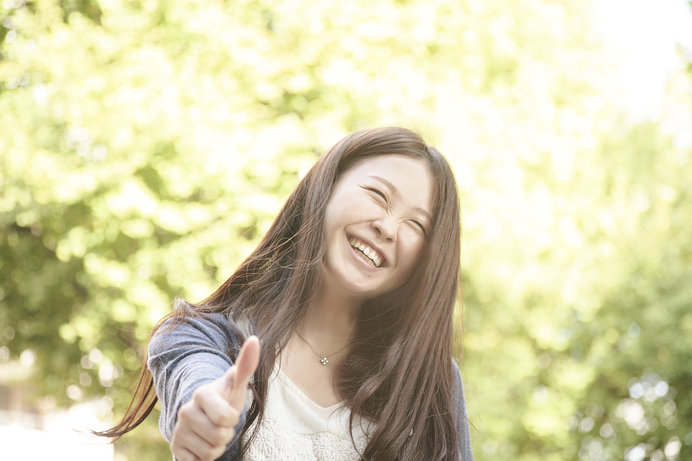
[[361, 186, 388, 204], [409, 219, 427, 234]]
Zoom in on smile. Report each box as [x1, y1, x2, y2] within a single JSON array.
[[349, 237, 384, 267]]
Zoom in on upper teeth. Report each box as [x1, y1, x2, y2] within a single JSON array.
[[349, 238, 383, 267]]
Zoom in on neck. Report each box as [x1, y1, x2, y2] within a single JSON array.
[[299, 277, 362, 350]]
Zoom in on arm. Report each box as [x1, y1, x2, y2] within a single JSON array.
[[452, 359, 474, 461], [147, 312, 252, 460]]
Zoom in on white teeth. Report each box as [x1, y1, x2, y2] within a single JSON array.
[[349, 238, 383, 267]]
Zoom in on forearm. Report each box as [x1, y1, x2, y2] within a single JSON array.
[[147, 312, 247, 457]]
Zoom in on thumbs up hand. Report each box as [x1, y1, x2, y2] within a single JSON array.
[[171, 336, 261, 461]]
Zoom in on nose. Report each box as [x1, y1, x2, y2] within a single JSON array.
[[372, 215, 397, 242]]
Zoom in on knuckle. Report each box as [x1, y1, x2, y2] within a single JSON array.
[[200, 447, 216, 460], [177, 405, 192, 421], [211, 430, 228, 446], [216, 409, 236, 427], [193, 389, 205, 404], [171, 431, 185, 448], [210, 445, 226, 459], [171, 441, 184, 459], [229, 407, 240, 423], [180, 399, 195, 413]]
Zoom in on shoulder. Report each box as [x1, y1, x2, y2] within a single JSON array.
[[451, 357, 474, 460], [148, 303, 243, 357], [450, 358, 467, 404], [451, 358, 463, 385]]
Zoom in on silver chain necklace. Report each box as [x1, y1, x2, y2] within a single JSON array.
[[295, 330, 350, 366]]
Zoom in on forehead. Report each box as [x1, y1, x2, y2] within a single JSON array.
[[338, 154, 434, 212]]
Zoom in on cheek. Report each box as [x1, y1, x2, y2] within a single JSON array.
[[397, 232, 426, 267], [323, 213, 337, 237], [327, 199, 380, 232], [323, 201, 347, 236]]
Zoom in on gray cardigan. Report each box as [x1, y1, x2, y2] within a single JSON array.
[[148, 313, 473, 460]]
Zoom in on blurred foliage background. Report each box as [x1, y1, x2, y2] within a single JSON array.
[[1, 0, 691, 460]]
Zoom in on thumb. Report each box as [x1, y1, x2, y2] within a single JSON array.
[[224, 336, 261, 408]]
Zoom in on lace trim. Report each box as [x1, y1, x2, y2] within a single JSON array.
[[243, 416, 368, 461]]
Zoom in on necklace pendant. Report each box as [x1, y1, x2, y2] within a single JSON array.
[[320, 357, 329, 366]]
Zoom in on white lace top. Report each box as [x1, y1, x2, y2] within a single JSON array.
[[241, 365, 372, 460]]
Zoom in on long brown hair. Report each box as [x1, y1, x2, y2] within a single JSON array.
[[98, 127, 464, 460]]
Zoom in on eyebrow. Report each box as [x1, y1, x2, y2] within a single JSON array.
[[369, 175, 433, 221]]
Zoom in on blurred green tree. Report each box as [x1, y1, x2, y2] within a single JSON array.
[[1, 0, 690, 460]]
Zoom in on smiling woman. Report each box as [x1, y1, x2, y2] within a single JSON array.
[[95, 127, 473, 461]]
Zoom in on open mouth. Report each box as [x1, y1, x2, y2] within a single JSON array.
[[349, 237, 384, 268]]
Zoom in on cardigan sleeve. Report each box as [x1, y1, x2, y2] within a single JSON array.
[[147, 311, 245, 460], [452, 359, 474, 461]]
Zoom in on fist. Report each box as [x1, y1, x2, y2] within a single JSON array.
[[171, 336, 260, 461]]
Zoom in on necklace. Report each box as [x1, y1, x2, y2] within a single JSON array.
[[295, 330, 350, 366]]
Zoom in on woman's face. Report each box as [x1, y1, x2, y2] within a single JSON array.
[[321, 154, 434, 300]]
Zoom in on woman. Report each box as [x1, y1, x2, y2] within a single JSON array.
[[99, 127, 473, 460]]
